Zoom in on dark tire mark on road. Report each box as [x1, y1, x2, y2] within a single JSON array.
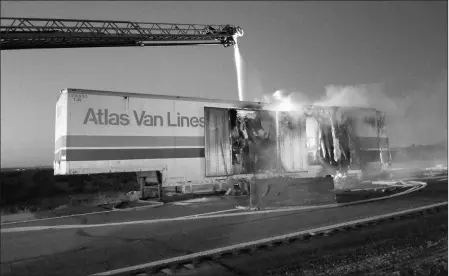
[[75, 227, 193, 255]]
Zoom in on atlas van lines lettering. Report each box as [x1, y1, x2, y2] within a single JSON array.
[[83, 108, 205, 127]]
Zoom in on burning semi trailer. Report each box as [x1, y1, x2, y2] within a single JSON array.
[[227, 90, 391, 182], [226, 102, 391, 179], [54, 89, 392, 199]]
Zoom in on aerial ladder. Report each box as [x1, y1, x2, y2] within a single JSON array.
[[0, 17, 243, 50]]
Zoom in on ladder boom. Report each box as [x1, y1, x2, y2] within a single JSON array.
[[0, 17, 244, 50]]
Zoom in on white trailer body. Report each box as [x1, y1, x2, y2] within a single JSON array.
[[54, 89, 295, 186], [54, 88, 390, 186]]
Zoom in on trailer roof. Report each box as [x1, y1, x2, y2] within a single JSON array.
[[62, 88, 263, 106], [61, 88, 382, 113]]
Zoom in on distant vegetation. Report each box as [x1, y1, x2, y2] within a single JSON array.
[[0, 169, 139, 206], [1, 166, 53, 172]]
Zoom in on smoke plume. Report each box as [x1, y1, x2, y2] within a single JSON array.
[[275, 72, 448, 148], [315, 83, 399, 112]]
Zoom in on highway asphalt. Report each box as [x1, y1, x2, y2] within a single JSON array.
[[1, 176, 447, 276], [164, 202, 448, 276]]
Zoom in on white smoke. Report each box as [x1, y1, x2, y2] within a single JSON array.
[[315, 83, 400, 114], [259, 89, 313, 105], [269, 72, 448, 147]]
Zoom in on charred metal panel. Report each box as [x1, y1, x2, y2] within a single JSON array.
[[204, 107, 232, 177], [332, 108, 351, 168], [376, 111, 391, 166], [278, 112, 308, 172], [346, 117, 362, 170], [329, 107, 342, 163]]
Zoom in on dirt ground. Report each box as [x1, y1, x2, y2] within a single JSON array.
[[266, 209, 448, 276]]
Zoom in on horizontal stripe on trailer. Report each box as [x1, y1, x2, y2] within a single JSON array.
[[55, 148, 205, 161], [55, 135, 204, 149], [54, 146, 204, 152], [54, 136, 388, 150]]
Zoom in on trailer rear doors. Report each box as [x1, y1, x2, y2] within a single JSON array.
[[204, 107, 232, 177]]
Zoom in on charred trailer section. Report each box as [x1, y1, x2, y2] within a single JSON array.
[[278, 111, 308, 172], [202, 104, 391, 182], [303, 106, 391, 179], [302, 106, 344, 176], [205, 104, 310, 176], [228, 108, 278, 174], [345, 108, 391, 177]]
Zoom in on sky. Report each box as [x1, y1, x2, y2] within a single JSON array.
[[1, 1, 447, 168]]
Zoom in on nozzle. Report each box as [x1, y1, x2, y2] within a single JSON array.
[[234, 26, 244, 37]]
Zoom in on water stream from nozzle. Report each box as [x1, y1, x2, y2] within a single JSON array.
[[233, 39, 244, 101]]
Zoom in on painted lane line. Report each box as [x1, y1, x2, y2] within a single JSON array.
[[0, 181, 426, 233], [1, 201, 163, 226], [183, 208, 242, 218], [1, 209, 119, 226], [0, 207, 238, 230], [1, 199, 221, 226], [90, 201, 448, 276]]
